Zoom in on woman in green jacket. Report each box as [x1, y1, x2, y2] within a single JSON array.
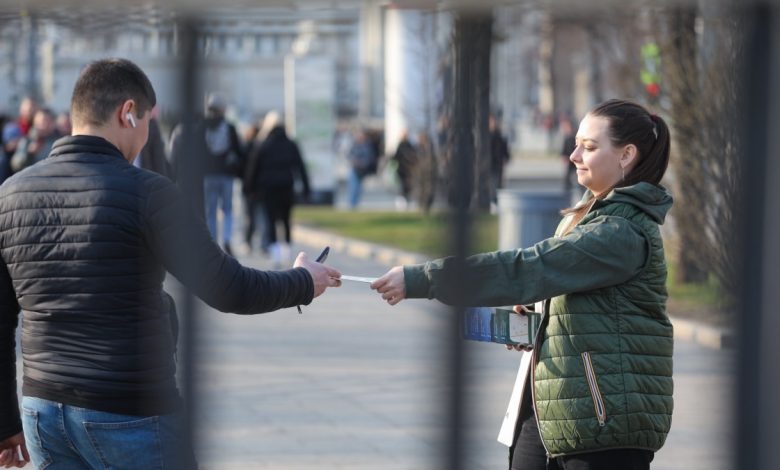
[[371, 99, 673, 470]]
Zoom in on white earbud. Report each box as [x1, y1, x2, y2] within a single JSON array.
[[126, 113, 137, 128]]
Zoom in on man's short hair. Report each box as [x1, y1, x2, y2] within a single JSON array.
[[71, 58, 156, 127]]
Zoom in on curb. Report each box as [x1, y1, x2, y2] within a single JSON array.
[[671, 317, 734, 350], [293, 224, 427, 267], [293, 224, 734, 350]]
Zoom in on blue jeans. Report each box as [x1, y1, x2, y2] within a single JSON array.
[[347, 169, 364, 209], [21, 397, 196, 470], [203, 175, 234, 245]]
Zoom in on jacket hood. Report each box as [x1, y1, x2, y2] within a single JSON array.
[[267, 125, 287, 141], [598, 182, 673, 224]]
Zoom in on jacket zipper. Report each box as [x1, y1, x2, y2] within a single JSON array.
[[581, 351, 607, 427], [530, 300, 551, 458]]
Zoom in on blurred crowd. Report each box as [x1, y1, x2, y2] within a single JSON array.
[[1, 97, 72, 182], [1, 94, 519, 265]]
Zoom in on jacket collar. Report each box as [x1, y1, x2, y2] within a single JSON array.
[[49, 135, 126, 161], [584, 182, 673, 224]]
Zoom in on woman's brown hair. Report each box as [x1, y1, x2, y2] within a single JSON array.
[[560, 99, 671, 233]]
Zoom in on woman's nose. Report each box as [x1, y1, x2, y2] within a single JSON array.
[[570, 147, 581, 163]]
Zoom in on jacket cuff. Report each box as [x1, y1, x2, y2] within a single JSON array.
[[0, 409, 21, 442], [404, 264, 431, 299], [294, 267, 315, 306]]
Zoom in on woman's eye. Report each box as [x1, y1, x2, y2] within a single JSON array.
[[584, 147, 595, 152]]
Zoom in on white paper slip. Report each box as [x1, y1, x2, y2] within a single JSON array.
[[339, 275, 377, 284]]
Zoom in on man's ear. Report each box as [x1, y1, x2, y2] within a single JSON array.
[[620, 144, 638, 170], [119, 100, 136, 128]]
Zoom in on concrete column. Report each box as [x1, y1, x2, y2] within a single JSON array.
[[358, 1, 384, 118], [384, 7, 437, 154], [537, 14, 554, 117], [23, 14, 39, 100]]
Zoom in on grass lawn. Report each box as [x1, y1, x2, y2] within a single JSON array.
[[294, 206, 725, 322], [294, 206, 499, 256]]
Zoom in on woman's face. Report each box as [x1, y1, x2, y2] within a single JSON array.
[[570, 114, 626, 196]]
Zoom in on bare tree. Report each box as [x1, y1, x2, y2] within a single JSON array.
[[473, 13, 493, 211], [657, 4, 742, 306]]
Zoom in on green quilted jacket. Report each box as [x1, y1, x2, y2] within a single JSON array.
[[404, 182, 674, 457]]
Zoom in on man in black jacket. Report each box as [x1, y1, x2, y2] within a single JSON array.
[[0, 58, 341, 469]]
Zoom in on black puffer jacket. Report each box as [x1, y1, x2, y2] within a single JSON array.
[[0, 136, 313, 441], [243, 126, 310, 201]]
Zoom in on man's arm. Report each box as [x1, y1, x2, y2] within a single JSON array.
[[144, 177, 316, 314], [0, 259, 21, 442]]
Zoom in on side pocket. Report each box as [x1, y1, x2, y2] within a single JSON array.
[[83, 415, 163, 470], [581, 351, 607, 427], [21, 406, 53, 470]]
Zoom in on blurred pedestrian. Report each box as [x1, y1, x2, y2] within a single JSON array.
[[391, 130, 417, 210], [0, 113, 12, 183], [414, 131, 437, 213], [239, 121, 268, 256], [560, 115, 580, 204], [203, 92, 244, 255], [135, 107, 173, 178], [489, 114, 510, 204], [0, 57, 341, 470], [168, 116, 209, 218], [244, 111, 310, 267], [55, 111, 72, 137], [346, 129, 376, 209], [10, 108, 59, 173], [371, 99, 674, 470], [2, 97, 38, 160]]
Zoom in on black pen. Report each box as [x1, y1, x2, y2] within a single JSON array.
[[298, 246, 330, 314]]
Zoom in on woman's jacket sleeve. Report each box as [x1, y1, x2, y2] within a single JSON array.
[[404, 215, 649, 307]]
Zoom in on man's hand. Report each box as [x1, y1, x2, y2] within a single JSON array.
[[293, 252, 342, 298], [0, 432, 29, 468], [370, 266, 406, 305]]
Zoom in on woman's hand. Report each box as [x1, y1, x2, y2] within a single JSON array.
[[505, 343, 533, 352], [370, 266, 406, 305], [505, 304, 533, 352], [513, 304, 531, 315]]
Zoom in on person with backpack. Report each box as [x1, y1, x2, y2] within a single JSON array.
[[202, 92, 244, 255]]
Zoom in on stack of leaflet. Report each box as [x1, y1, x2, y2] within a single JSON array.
[[462, 306, 540, 346]]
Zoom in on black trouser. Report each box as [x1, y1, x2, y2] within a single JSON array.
[[245, 197, 257, 244], [264, 186, 294, 244], [245, 198, 270, 252], [510, 378, 654, 470]]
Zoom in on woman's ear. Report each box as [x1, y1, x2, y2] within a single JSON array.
[[620, 144, 638, 170]]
